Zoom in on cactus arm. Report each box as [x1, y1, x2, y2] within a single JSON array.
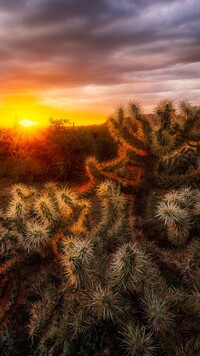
[[109, 117, 147, 151], [153, 168, 200, 189]]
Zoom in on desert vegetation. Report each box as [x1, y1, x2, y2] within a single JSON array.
[[0, 100, 200, 355], [0, 120, 117, 185]]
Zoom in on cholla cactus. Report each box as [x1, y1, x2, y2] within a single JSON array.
[[120, 323, 156, 356], [86, 100, 200, 193], [110, 243, 150, 292], [1, 99, 200, 355], [89, 285, 122, 321], [18, 221, 50, 254], [142, 289, 174, 334], [61, 236, 94, 287], [156, 187, 200, 246]]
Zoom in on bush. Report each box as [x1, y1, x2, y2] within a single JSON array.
[[0, 124, 117, 184]]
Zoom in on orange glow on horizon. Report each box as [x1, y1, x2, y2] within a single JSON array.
[[0, 94, 107, 127]]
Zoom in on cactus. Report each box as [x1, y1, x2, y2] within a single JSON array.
[[86, 100, 200, 192], [0, 100, 200, 355]]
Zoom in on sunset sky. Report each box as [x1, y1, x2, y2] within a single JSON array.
[[0, 0, 200, 126]]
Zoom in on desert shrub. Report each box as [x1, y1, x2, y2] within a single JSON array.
[[0, 129, 16, 158], [46, 127, 96, 180], [0, 124, 117, 184]]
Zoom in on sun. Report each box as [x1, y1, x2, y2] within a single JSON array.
[[19, 119, 38, 127]]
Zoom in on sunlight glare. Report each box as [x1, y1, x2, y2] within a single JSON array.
[[19, 119, 38, 127]]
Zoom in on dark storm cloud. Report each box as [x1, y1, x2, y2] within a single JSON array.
[[0, 0, 200, 107]]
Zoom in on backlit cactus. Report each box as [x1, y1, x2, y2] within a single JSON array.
[[0, 100, 200, 355], [121, 323, 156, 356], [86, 100, 200, 192], [155, 187, 200, 246]]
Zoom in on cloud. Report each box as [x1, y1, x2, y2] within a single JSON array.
[[0, 0, 200, 116]]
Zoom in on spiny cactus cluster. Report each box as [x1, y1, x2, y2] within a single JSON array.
[[86, 100, 200, 192], [0, 181, 131, 354], [156, 187, 200, 246], [0, 99, 200, 355]]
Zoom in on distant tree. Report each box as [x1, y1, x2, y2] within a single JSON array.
[[49, 118, 70, 131]]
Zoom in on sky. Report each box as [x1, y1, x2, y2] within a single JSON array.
[[0, 0, 200, 126]]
